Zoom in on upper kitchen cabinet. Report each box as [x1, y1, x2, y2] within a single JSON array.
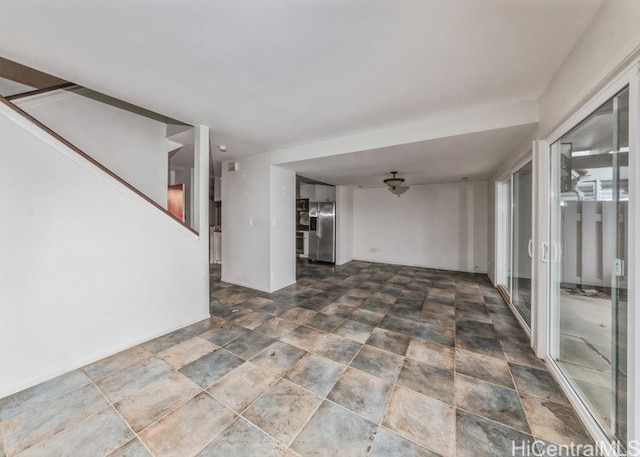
[[300, 184, 335, 202]]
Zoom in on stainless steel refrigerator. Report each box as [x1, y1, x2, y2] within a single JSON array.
[[308, 201, 336, 263]]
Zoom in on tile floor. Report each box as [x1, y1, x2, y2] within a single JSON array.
[[0, 260, 593, 456]]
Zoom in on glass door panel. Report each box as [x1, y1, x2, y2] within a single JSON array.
[[550, 87, 629, 443], [511, 162, 533, 327]]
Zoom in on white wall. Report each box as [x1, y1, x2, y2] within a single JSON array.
[[336, 186, 354, 265], [538, 0, 640, 136], [270, 166, 296, 291], [0, 106, 209, 398], [15, 88, 168, 206], [221, 155, 297, 292], [221, 154, 271, 291], [353, 181, 488, 273]]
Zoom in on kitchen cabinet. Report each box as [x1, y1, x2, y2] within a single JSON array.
[[299, 184, 335, 202]]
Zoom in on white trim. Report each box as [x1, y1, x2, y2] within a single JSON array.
[[495, 151, 533, 183], [351, 257, 486, 274], [494, 155, 535, 338], [494, 181, 510, 286], [544, 357, 623, 457], [539, 61, 639, 452], [532, 139, 549, 357], [545, 66, 638, 146], [626, 60, 640, 448]]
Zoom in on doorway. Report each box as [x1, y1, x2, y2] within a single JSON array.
[[549, 87, 629, 444], [497, 159, 533, 332]]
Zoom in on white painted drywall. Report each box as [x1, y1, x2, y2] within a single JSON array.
[[221, 155, 297, 293], [270, 166, 296, 291], [538, 0, 640, 136], [15, 88, 168, 205], [0, 106, 209, 398], [353, 181, 488, 273], [336, 186, 354, 265], [486, 181, 496, 284], [221, 154, 272, 292]]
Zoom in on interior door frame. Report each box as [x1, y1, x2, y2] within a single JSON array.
[[536, 62, 640, 451]]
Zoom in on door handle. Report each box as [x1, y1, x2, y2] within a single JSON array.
[[541, 242, 550, 263], [527, 239, 533, 258]]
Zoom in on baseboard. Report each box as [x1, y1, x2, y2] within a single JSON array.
[[351, 257, 488, 275], [0, 313, 210, 399]]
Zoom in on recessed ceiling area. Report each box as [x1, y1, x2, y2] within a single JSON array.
[[0, 0, 603, 161], [280, 123, 538, 187]]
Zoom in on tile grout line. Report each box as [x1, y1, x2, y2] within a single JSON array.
[[93, 352, 221, 455], [6, 262, 581, 456], [4, 379, 118, 457], [86, 377, 157, 456]]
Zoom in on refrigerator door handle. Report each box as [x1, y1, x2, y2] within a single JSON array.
[[317, 214, 322, 239]]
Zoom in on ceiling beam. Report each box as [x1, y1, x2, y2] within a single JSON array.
[[270, 99, 539, 166]]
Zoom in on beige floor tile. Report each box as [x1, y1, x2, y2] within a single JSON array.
[[232, 311, 274, 330], [0, 370, 91, 421], [18, 408, 133, 457], [382, 386, 455, 457], [83, 346, 152, 381], [250, 341, 307, 375], [96, 357, 173, 404], [197, 417, 286, 457], [108, 438, 152, 456], [455, 374, 529, 433], [3, 384, 107, 455], [207, 362, 279, 412], [254, 317, 300, 338], [280, 325, 328, 353], [0, 425, 5, 457], [327, 367, 392, 424], [290, 401, 377, 457], [157, 337, 218, 369], [243, 379, 322, 446], [406, 339, 454, 371], [279, 308, 317, 323], [139, 392, 236, 457], [455, 348, 514, 388], [115, 372, 201, 432], [519, 393, 592, 446]]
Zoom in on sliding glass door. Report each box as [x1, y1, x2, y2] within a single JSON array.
[[549, 87, 629, 443], [510, 162, 533, 327], [498, 161, 533, 330]]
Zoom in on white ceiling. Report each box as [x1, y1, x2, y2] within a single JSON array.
[[0, 0, 604, 183], [282, 123, 538, 187]]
